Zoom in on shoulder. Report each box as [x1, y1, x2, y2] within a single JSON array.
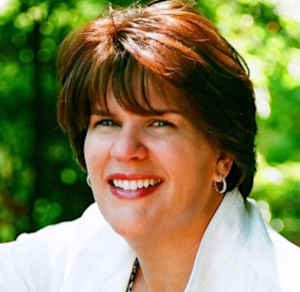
[[242, 197, 300, 291], [0, 203, 109, 291], [268, 227, 300, 292]]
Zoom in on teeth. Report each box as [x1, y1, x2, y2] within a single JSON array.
[[137, 180, 143, 188], [112, 179, 160, 190], [124, 180, 130, 190], [143, 179, 149, 188], [130, 181, 137, 190]]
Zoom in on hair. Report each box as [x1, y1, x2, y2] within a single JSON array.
[[57, 0, 257, 198]]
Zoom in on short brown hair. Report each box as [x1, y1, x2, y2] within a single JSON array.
[[57, 0, 257, 197]]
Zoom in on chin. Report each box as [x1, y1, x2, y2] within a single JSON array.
[[112, 219, 155, 243], [100, 203, 156, 241]]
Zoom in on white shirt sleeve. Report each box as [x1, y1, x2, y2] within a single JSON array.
[[0, 203, 103, 292], [0, 220, 79, 292], [0, 239, 31, 291]]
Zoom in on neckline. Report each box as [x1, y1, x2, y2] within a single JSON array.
[[126, 257, 139, 292]]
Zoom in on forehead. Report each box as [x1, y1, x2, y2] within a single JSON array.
[[91, 62, 194, 117], [116, 77, 183, 111]]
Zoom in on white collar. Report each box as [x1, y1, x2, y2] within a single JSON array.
[[185, 188, 281, 291], [60, 188, 281, 291]]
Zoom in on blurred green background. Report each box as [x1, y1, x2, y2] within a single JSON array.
[[0, 0, 300, 245]]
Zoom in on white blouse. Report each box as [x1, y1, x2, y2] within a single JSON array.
[[0, 188, 299, 291]]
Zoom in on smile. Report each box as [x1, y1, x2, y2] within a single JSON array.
[[112, 179, 161, 190], [107, 174, 163, 200]]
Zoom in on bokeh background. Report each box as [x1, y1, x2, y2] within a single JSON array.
[[0, 0, 300, 245]]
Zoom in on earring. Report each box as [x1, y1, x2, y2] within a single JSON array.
[[86, 175, 92, 187], [214, 177, 227, 194]]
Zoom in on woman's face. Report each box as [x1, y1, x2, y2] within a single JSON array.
[[84, 82, 225, 241]]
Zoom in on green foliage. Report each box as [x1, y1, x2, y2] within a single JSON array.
[[0, 0, 300, 245]]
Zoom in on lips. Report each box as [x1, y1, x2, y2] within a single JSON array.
[[107, 173, 163, 200]]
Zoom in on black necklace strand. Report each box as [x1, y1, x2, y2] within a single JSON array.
[[126, 258, 139, 292]]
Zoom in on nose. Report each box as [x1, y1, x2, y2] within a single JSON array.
[[110, 126, 147, 162]]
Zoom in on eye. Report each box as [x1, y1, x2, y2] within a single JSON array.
[[151, 120, 174, 128], [95, 119, 120, 127]]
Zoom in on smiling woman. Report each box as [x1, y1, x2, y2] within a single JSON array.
[[0, 0, 300, 291], [84, 80, 227, 245]]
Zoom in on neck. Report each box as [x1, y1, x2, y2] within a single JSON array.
[[129, 193, 223, 292], [132, 236, 201, 292]]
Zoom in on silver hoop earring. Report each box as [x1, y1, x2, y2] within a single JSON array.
[[86, 175, 92, 187], [214, 177, 227, 194]]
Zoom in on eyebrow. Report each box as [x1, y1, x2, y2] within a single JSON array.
[[92, 109, 182, 117]]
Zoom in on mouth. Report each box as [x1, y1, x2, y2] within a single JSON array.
[[109, 178, 161, 190], [107, 174, 163, 200]]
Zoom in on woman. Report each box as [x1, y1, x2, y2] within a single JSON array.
[[0, 0, 299, 291]]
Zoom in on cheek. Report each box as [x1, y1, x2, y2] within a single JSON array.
[[84, 133, 111, 172], [159, 137, 216, 182], [149, 139, 197, 191]]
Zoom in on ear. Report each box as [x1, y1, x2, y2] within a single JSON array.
[[213, 152, 234, 182]]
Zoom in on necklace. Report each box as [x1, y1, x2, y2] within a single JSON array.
[[126, 258, 139, 292]]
